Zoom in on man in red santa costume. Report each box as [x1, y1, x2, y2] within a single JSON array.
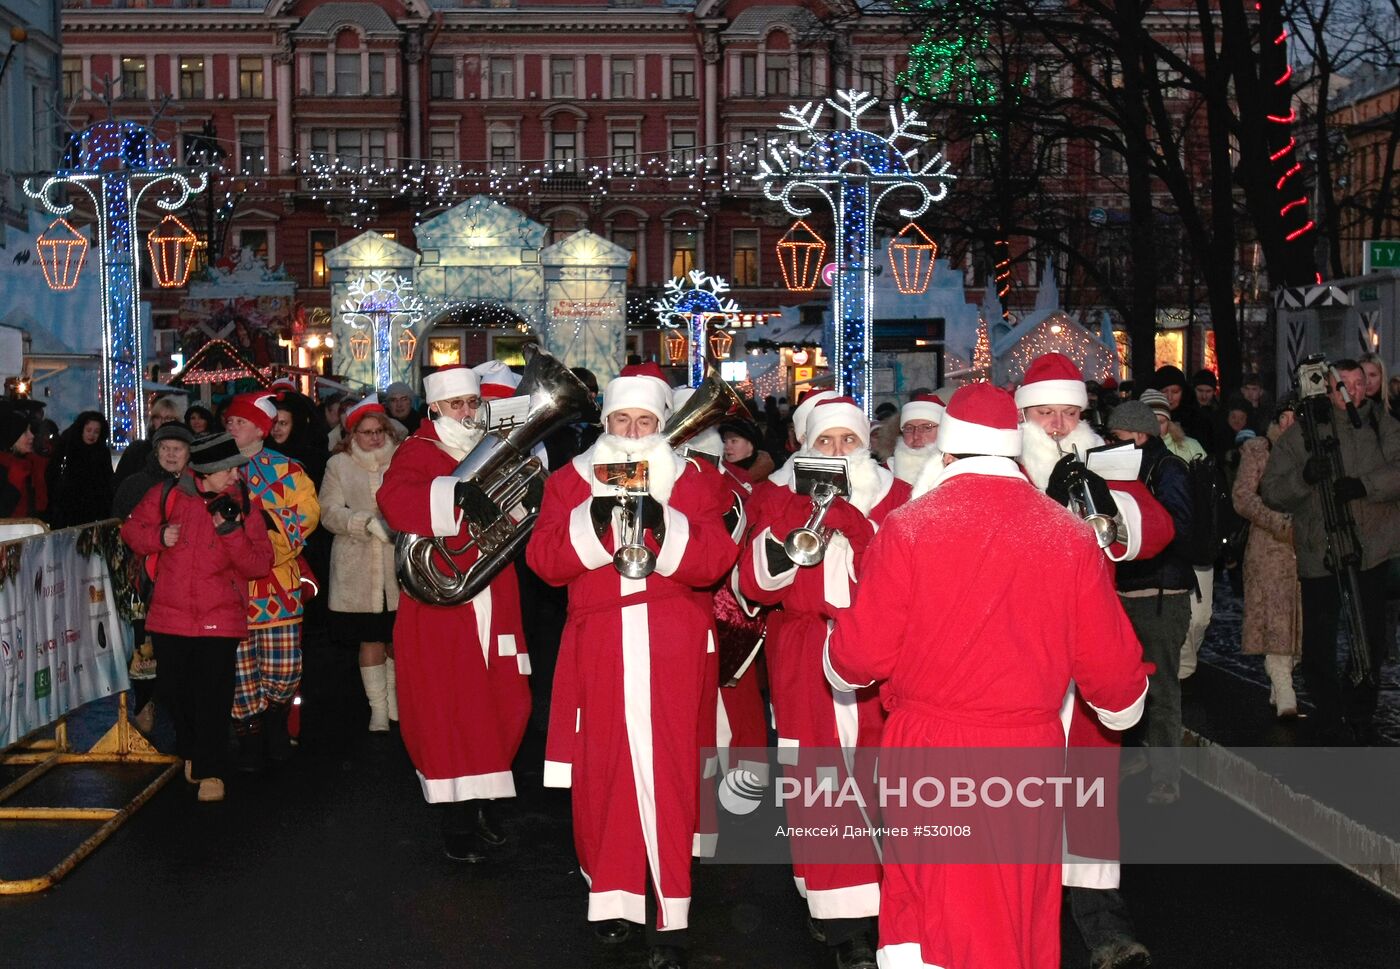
[[826, 383, 1153, 969], [526, 362, 739, 969], [738, 395, 911, 969], [889, 393, 944, 485], [376, 364, 532, 864]]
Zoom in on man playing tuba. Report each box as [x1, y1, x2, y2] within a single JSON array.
[[376, 364, 532, 863]]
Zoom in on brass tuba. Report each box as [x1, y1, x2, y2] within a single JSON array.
[[395, 345, 594, 606]]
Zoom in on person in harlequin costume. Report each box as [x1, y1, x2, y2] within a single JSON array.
[[222, 391, 320, 771], [526, 363, 740, 969], [375, 364, 532, 863], [738, 396, 912, 969], [888, 393, 944, 486], [827, 383, 1154, 969]]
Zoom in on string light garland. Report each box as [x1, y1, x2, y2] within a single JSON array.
[[341, 271, 425, 392], [1260, 6, 1315, 245], [888, 223, 939, 295], [652, 270, 741, 389], [757, 89, 955, 414], [146, 214, 200, 289], [35, 218, 89, 291], [777, 220, 828, 292], [169, 338, 273, 387]]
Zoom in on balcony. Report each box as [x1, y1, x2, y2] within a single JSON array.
[[64, 0, 263, 8]]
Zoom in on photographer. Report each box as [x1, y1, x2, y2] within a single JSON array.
[[120, 433, 274, 802], [1261, 360, 1400, 744]]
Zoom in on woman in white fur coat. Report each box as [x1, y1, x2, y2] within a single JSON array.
[[320, 397, 404, 731]]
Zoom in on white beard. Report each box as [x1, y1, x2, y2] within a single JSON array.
[[1019, 420, 1104, 491], [779, 446, 890, 514], [891, 439, 941, 486], [432, 415, 485, 461], [588, 433, 686, 503]]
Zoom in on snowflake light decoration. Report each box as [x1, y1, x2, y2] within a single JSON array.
[[757, 90, 956, 412], [652, 270, 741, 388], [342, 270, 426, 391]]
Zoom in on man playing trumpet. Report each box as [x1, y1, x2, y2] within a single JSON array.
[[527, 363, 740, 969]]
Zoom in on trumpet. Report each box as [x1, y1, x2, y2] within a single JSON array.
[[784, 481, 839, 566], [1060, 445, 1118, 550], [613, 492, 655, 579]]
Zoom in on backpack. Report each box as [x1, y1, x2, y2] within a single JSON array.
[[127, 477, 179, 605], [1145, 451, 1232, 570]]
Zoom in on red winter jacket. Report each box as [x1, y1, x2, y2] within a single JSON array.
[[121, 474, 274, 639]]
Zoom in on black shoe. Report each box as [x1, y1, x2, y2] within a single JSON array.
[[1090, 939, 1152, 969], [647, 944, 687, 969], [234, 719, 264, 774], [264, 702, 293, 763], [474, 801, 507, 848], [806, 915, 827, 944], [835, 937, 877, 969], [592, 918, 633, 944], [442, 829, 487, 863]]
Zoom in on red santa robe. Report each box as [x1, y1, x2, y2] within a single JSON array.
[[827, 457, 1153, 969], [376, 419, 532, 803], [526, 434, 739, 931], [738, 449, 911, 919]]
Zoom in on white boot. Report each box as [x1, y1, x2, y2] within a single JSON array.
[[1264, 653, 1298, 718], [360, 664, 391, 732], [384, 656, 399, 722]]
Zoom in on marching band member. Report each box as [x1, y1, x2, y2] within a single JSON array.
[[889, 393, 944, 485], [826, 383, 1152, 969], [377, 365, 532, 863], [738, 396, 911, 969], [526, 363, 740, 969]]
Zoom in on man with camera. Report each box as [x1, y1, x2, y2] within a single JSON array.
[[1261, 359, 1400, 744]]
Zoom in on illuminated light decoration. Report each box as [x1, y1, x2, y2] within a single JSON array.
[[993, 238, 1013, 308], [887, 223, 938, 295], [1280, 197, 1309, 215], [972, 316, 992, 380], [1275, 64, 1293, 85], [777, 221, 827, 292], [167, 339, 272, 388], [1270, 138, 1296, 162], [791, 348, 810, 366], [1260, 14, 1314, 246], [146, 214, 200, 289], [24, 120, 208, 449], [757, 89, 955, 414], [398, 329, 418, 362], [1275, 163, 1303, 191], [709, 328, 734, 360], [1286, 221, 1317, 242], [1266, 110, 1297, 124], [899, 2, 1011, 129], [342, 271, 424, 391], [652, 270, 741, 388], [35, 218, 89, 291], [664, 328, 688, 365]]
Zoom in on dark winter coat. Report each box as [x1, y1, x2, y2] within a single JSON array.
[[47, 412, 115, 528], [1114, 436, 1196, 595], [111, 449, 182, 521]]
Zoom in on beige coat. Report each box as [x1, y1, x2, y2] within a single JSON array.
[[320, 443, 400, 614], [1234, 434, 1301, 656]]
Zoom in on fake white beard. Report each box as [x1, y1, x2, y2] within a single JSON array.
[[432, 415, 485, 461], [781, 445, 887, 514], [1019, 419, 1104, 491], [891, 438, 941, 485], [590, 432, 685, 503]]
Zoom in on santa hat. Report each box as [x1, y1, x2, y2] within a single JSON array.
[[805, 397, 870, 448], [473, 360, 521, 400], [939, 384, 1022, 457], [423, 365, 481, 404], [900, 393, 946, 427], [1014, 353, 1089, 410], [268, 376, 297, 393], [792, 389, 839, 444], [225, 392, 278, 437], [602, 362, 673, 423], [344, 394, 386, 432]]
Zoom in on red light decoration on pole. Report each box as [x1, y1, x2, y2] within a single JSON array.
[[777, 220, 827, 292], [146, 215, 200, 288], [664, 328, 688, 365], [708, 327, 734, 360], [35, 218, 89, 291], [887, 222, 938, 295], [398, 329, 418, 361], [349, 331, 371, 362]]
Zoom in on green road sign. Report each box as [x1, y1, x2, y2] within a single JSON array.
[[1363, 240, 1400, 274]]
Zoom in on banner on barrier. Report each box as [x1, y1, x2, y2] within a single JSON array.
[[0, 523, 133, 748]]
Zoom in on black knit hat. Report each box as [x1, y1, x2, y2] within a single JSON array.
[[1192, 368, 1218, 389], [1152, 366, 1188, 391], [0, 406, 30, 452], [188, 432, 248, 474], [719, 419, 763, 451]]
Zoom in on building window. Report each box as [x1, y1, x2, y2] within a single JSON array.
[[551, 131, 577, 172], [429, 129, 456, 161], [121, 57, 147, 99], [796, 53, 815, 96], [490, 57, 514, 98], [671, 229, 697, 277], [611, 130, 637, 171], [238, 229, 269, 263], [336, 129, 361, 166], [612, 229, 638, 286], [369, 53, 386, 96], [671, 57, 694, 98], [766, 59, 789, 97], [238, 129, 267, 175], [309, 230, 336, 287], [238, 56, 264, 99], [670, 130, 696, 169], [860, 57, 884, 94], [309, 53, 328, 95], [1043, 137, 1066, 175], [732, 229, 759, 286], [62, 57, 83, 101], [739, 54, 757, 96], [611, 57, 635, 99], [178, 56, 204, 99], [430, 57, 454, 99], [967, 137, 991, 177], [1098, 143, 1127, 176], [309, 128, 330, 166], [336, 53, 360, 96], [489, 128, 517, 167], [366, 130, 388, 169], [548, 211, 579, 247], [551, 57, 575, 98]]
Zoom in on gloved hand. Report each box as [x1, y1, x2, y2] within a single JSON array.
[[589, 496, 617, 537], [1046, 454, 1118, 519], [1303, 456, 1328, 485], [1333, 476, 1366, 503], [454, 480, 498, 523], [1045, 453, 1083, 508], [823, 496, 875, 550], [638, 494, 666, 542], [366, 516, 393, 544]]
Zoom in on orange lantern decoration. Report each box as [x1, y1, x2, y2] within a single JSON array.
[[146, 214, 200, 288], [777, 220, 827, 292], [35, 219, 89, 291], [398, 328, 418, 361], [664, 328, 688, 365], [708, 327, 733, 360], [349, 331, 371, 362], [887, 222, 938, 295]]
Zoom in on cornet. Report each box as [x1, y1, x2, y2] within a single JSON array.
[[613, 492, 656, 579], [784, 482, 839, 567], [1060, 444, 1118, 550]]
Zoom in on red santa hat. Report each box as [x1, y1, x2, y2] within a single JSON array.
[[602, 362, 673, 423], [900, 393, 946, 427], [1013, 353, 1090, 410], [268, 376, 297, 392], [472, 360, 521, 400], [938, 383, 1023, 457], [225, 392, 278, 437], [805, 396, 870, 448], [791, 389, 839, 444], [344, 394, 386, 432], [423, 365, 481, 404]]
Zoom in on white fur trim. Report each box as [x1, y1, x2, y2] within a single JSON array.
[[751, 528, 798, 591], [516, 653, 532, 676], [472, 584, 493, 667], [792, 390, 839, 444], [654, 505, 691, 577], [1088, 681, 1149, 731], [587, 889, 646, 925], [693, 832, 718, 858], [900, 399, 945, 426], [877, 942, 949, 969], [602, 375, 672, 423], [543, 759, 572, 788], [822, 533, 854, 608], [1062, 860, 1121, 889], [569, 500, 614, 570], [938, 410, 1021, 457], [1015, 377, 1088, 410], [428, 476, 465, 538], [424, 367, 480, 403], [777, 736, 800, 765], [805, 882, 880, 920], [824, 634, 872, 692], [807, 400, 871, 448], [919, 455, 1025, 496], [416, 769, 515, 803], [1105, 490, 1143, 563]]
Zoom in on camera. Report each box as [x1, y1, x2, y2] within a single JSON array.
[[206, 494, 243, 533], [1295, 354, 1332, 400]]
